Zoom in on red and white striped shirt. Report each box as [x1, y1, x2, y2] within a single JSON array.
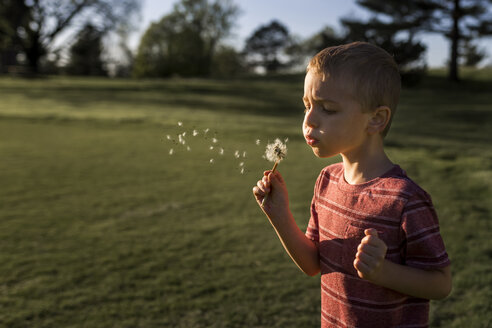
[[306, 163, 450, 328]]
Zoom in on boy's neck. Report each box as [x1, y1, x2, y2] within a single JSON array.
[[341, 137, 394, 185]]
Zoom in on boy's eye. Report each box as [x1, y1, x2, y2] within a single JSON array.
[[323, 107, 337, 114]]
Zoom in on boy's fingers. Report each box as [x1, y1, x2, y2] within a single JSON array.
[[353, 258, 370, 277], [357, 243, 380, 257], [356, 251, 376, 267], [364, 228, 379, 238], [256, 180, 267, 193]]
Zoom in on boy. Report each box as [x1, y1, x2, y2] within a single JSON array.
[[252, 42, 451, 327]]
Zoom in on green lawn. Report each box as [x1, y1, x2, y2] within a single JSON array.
[[0, 72, 491, 327]]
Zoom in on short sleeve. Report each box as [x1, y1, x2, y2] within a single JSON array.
[[306, 197, 319, 242], [305, 169, 325, 243], [401, 191, 450, 269]]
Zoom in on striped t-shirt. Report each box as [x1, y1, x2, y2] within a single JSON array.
[[305, 163, 450, 328]]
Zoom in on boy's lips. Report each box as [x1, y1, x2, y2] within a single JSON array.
[[305, 135, 319, 146]]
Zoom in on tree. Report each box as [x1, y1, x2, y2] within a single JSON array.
[[426, 0, 492, 81], [342, 0, 440, 83], [462, 40, 487, 66], [302, 26, 345, 55], [66, 24, 106, 76], [243, 20, 294, 73], [134, 0, 239, 78], [0, 0, 141, 74], [349, 0, 492, 82], [211, 45, 244, 78], [0, 1, 31, 72]]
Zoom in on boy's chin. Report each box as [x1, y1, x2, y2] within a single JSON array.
[[311, 147, 338, 159], [311, 148, 331, 158]]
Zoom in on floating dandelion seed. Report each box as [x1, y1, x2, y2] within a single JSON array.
[[167, 135, 171, 140], [182, 132, 186, 137], [242, 151, 247, 158], [209, 158, 214, 164], [169, 148, 174, 155], [209, 146, 214, 150], [241, 167, 245, 174], [187, 146, 191, 151], [212, 138, 218, 143], [204, 128, 210, 134], [219, 148, 224, 155], [239, 162, 244, 167], [256, 139, 261, 145], [234, 150, 240, 159], [178, 122, 183, 127], [261, 138, 288, 206], [193, 130, 199, 136]]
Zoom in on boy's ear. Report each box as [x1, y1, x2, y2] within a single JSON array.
[[367, 106, 391, 135]]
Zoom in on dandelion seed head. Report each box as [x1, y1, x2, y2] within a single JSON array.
[[265, 138, 288, 163], [256, 139, 261, 145]]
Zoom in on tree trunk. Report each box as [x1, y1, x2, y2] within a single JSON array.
[[24, 32, 45, 75], [449, 0, 460, 82]]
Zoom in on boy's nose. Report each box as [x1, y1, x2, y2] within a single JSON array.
[[304, 107, 319, 128]]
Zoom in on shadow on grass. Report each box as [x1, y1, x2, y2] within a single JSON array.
[[0, 75, 305, 118]]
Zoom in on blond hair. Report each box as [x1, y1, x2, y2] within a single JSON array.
[[307, 42, 401, 137]]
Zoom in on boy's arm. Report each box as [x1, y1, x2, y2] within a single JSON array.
[[253, 170, 320, 276], [354, 229, 452, 300]]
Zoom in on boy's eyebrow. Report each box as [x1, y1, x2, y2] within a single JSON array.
[[302, 95, 338, 104]]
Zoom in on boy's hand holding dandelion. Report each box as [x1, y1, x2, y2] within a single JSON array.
[[253, 170, 290, 219], [253, 138, 289, 218]]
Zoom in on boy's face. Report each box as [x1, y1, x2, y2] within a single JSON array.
[[302, 71, 372, 158]]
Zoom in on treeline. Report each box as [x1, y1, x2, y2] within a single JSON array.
[[1, 0, 490, 82]]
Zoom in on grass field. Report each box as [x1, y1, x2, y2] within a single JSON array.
[[0, 71, 491, 327]]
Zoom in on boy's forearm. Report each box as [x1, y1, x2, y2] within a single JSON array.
[[374, 261, 452, 300], [268, 211, 320, 276]]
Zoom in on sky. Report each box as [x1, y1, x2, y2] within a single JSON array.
[[130, 0, 492, 68]]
